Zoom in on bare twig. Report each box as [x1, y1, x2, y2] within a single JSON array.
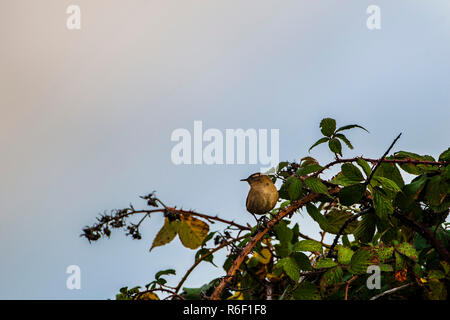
[[344, 275, 359, 300], [174, 235, 247, 294], [369, 283, 413, 300], [365, 133, 402, 186], [326, 208, 373, 258]]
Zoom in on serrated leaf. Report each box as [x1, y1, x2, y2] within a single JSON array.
[[349, 249, 376, 274], [328, 138, 342, 155], [309, 137, 329, 152], [305, 203, 329, 229], [320, 266, 343, 290], [428, 270, 445, 280], [323, 209, 359, 235], [320, 118, 336, 137], [178, 216, 210, 250], [354, 212, 376, 243], [292, 252, 312, 271], [341, 163, 364, 181], [297, 164, 323, 176], [294, 240, 323, 253], [155, 269, 176, 280], [394, 151, 437, 175], [373, 189, 393, 219], [278, 257, 300, 282], [315, 258, 338, 269], [375, 245, 394, 263], [439, 148, 450, 162], [395, 242, 418, 261], [335, 133, 354, 149], [305, 177, 330, 196], [293, 281, 321, 300], [337, 246, 354, 264], [356, 158, 372, 177], [195, 248, 216, 266], [330, 172, 356, 187], [339, 183, 366, 206], [335, 124, 369, 133], [274, 221, 293, 245], [288, 178, 303, 201], [150, 218, 180, 251], [379, 264, 393, 272], [373, 176, 402, 193], [427, 279, 447, 300]]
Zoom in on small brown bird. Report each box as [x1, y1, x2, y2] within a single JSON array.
[[241, 173, 279, 219]]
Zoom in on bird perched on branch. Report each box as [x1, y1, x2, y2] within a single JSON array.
[[241, 173, 279, 221]]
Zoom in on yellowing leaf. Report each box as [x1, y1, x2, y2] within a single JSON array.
[[137, 292, 159, 300], [150, 218, 180, 251], [255, 248, 272, 264], [178, 216, 209, 250]]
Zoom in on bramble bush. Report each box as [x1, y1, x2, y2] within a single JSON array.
[[83, 118, 450, 300]]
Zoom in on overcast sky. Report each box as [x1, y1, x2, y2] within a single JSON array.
[[0, 0, 449, 299]]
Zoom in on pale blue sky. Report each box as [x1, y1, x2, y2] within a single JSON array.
[[0, 1, 449, 299]]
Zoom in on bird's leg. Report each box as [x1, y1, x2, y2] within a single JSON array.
[[253, 214, 269, 231]]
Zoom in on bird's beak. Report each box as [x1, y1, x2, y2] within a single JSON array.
[[240, 178, 247, 182]]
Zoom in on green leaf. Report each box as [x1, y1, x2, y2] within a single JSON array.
[[424, 175, 447, 207], [195, 248, 216, 266], [320, 266, 343, 290], [342, 163, 364, 182], [339, 183, 366, 206], [297, 164, 323, 176], [277, 161, 289, 172], [379, 264, 394, 272], [294, 240, 323, 254], [305, 203, 329, 229], [320, 118, 336, 137], [322, 209, 359, 235], [337, 246, 354, 264], [439, 148, 450, 162], [395, 242, 418, 261], [330, 172, 356, 187], [373, 189, 393, 219], [293, 281, 321, 300], [394, 151, 437, 175], [328, 138, 342, 155], [373, 176, 402, 193], [150, 218, 180, 251], [373, 162, 405, 189], [288, 178, 304, 201], [292, 252, 312, 271], [315, 258, 338, 269], [335, 133, 354, 150], [375, 245, 394, 263], [428, 270, 445, 280], [274, 221, 293, 245], [335, 124, 369, 133], [155, 269, 176, 280], [427, 279, 447, 300], [349, 249, 376, 274], [354, 212, 376, 243], [305, 177, 330, 196], [356, 158, 372, 177], [278, 257, 300, 282], [309, 137, 329, 152]]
